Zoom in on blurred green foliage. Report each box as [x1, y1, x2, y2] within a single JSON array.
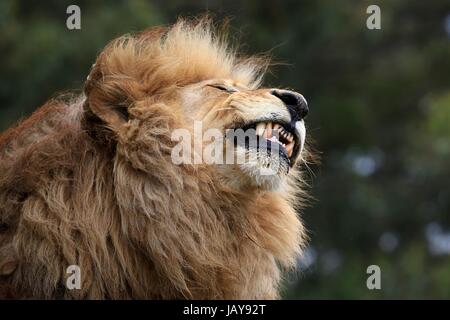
[[1, 0, 449, 299]]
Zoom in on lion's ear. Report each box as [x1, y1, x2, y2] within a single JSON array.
[[83, 61, 145, 132]]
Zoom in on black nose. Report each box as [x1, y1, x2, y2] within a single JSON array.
[[270, 89, 308, 121]]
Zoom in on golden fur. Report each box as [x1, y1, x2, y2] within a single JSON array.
[[0, 18, 308, 299]]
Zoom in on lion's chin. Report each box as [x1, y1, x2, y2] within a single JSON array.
[[239, 163, 285, 191], [216, 146, 290, 192], [218, 164, 285, 192]]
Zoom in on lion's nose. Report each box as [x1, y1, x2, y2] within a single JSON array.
[[270, 89, 308, 121]]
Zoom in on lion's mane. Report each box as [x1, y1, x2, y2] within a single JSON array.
[[0, 19, 306, 299]]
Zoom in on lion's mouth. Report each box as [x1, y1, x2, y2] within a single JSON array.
[[254, 122, 296, 158], [229, 120, 302, 166]]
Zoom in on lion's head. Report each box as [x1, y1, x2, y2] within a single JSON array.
[[84, 18, 309, 192]]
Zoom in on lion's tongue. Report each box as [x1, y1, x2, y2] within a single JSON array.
[[268, 136, 285, 148], [268, 136, 279, 143]]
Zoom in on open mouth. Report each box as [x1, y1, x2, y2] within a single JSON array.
[[229, 120, 301, 166], [254, 122, 296, 157]]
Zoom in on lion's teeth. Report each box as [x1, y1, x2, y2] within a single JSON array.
[[256, 122, 266, 136]]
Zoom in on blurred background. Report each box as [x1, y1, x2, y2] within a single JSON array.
[[1, 0, 450, 299]]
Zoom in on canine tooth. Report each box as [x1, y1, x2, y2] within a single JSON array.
[[256, 122, 266, 136], [265, 122, 273, 138]]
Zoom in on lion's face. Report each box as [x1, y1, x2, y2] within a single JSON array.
[[179, 79, 308, 191], [84, 21, 309, 192]]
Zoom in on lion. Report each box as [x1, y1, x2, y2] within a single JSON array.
[[0, 18, 310, 299]]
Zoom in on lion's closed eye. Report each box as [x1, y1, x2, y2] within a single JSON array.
[[207, 84, 239, 93]]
